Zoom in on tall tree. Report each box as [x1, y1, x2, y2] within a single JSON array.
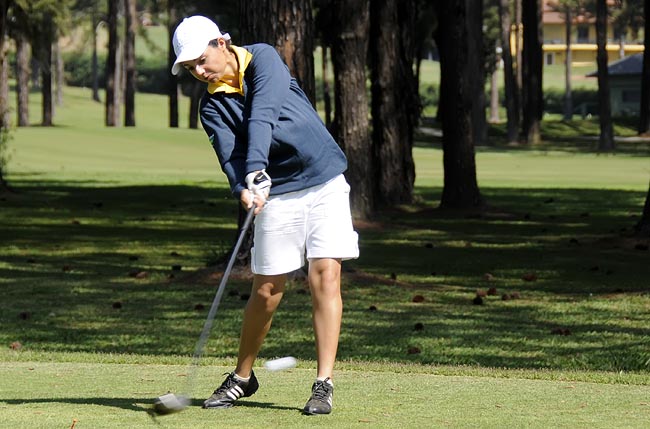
[[314, 0, 334, 128], [596, 0, 615, 151], [368, 0, 419, 207], [639, 0, 650, 135], [15, 30, 30, 126], [471, 2, 488, 147], [72, 0, 104, 102], [434, 0, 483, 209], [636, 182, 650, 236], [166, 1, 179, 128], [331, 0, 373, 219], [8, 1, 30, 126], [240, 0, 315, 104], [0, 0, 9, 130], [36, 14, 54, 126], [521, 0, 543, 144], [561, 1, 574, 120], [549, 1, 594, 121], [188, 80, 202, 129], [499, 0, 520, 143], [91, 2, 101, 102], [53, 36, 64, 109], [413, 0, 435, 90], [123, 0, 136, 126], [105, 0, 119, 126], [514, 0, 523, 94]]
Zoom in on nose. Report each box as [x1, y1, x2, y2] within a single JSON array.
[[193, 63, 205, 74]]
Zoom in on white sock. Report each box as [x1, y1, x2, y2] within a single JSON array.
[[233, 373, 250, 382], [316, 376, 333, 386]]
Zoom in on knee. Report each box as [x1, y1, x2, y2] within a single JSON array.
[[309, 268, 342, 300], [249, 277, 285, 313]]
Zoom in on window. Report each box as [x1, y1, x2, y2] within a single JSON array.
[[577, 25, 589, 43], [622, 90, 640, 103], [545, 53, 555, 65]]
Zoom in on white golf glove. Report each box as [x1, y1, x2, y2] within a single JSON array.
[[245, 170, 272, 201]]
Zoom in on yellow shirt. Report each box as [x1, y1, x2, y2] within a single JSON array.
[[207, 45, 253, 95]]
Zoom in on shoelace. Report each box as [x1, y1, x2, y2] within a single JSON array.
[[214, 372, 238, 394], [311, 380, 332, 401]]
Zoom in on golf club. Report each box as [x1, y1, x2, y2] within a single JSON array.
[[153, 205, 256, 415]]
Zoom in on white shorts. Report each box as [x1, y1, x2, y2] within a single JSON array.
[[251, 174, 360, 275]]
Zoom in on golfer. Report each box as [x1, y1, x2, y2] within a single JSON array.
[[171, 16, 359, 415]]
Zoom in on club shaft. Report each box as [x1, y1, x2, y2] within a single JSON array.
[[183, 207, 255, 394]]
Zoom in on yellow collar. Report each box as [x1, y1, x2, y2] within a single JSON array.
[[207, 45, 252, 95]]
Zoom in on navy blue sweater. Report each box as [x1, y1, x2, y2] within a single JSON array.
[[200, 43, 348, 197]]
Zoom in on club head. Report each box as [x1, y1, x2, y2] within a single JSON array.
[[153, 393, 190, 415]]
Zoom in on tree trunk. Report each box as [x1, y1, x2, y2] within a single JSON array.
[[0, 37, 7, 129], [331, 0, 373, 219], [470, 2, 487, 147], [635, 182, 650, 236], [489, 58, 500, 124], [16, 32, 30, 126], [240, 0, 316, 105], [53, 39, 63, 108], [499, 0, 520, 144], [563, 7, 573, 121], [0, 0, 10, 189], [638, 0, 650, 135], [124, 0, 137, 127], [322, 46, 332, 130], [435, 0, 483, 209], [116, 33, 124, 123], [0, 0, 11, 130], [596, 0, 615, 151], [105, 0, 118, 126], [167, 5, 179, 128], [40, 17, 54, 127], [521, 0, 542, 144], [515, 0, 523, 94], [369, 0, 418, 207], [189, 80, 203, 129], [91, 9, 100, 102]]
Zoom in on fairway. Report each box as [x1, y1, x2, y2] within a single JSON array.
[[1, 361, 649, 429], [2, 86, 650, 428]]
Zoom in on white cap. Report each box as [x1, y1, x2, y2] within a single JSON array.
[[171, 16, 231, 75]]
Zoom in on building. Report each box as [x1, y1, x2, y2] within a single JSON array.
[[586, 53, 643, 115], [541, 0, 645, 66]]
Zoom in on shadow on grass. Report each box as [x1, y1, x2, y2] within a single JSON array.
[[1, 180, 649, 371], [416, 117, 650, 156], [2, 397, 149, 412], [0, 397, 301, 414]]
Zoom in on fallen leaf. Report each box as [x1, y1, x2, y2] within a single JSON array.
[[522, 273, 538, 282]]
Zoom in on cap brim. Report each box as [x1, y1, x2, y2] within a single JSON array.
[[171, 43, 209, 75]]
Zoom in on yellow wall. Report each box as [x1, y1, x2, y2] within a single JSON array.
[[541, 22, 645, 66]]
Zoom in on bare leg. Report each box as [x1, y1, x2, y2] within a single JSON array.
[[235, 274, 287, 377], [308, 258, 342, 380]]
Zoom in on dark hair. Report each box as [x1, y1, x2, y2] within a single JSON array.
[[208, 39, 231, 48]]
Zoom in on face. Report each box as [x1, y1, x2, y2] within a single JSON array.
[[181, 39, 229, 83]]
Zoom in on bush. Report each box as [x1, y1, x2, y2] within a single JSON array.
[[63, 53, 169, 95], [543, 88, 599, 116], [63, 53, 106, 89], [135, 56, 169, 94]]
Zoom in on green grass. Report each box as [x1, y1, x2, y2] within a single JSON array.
[[1, 362, 649, 429], [1, 86, 650, 427]]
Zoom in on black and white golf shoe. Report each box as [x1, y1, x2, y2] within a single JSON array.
[[302, 378, 333, 415], [203, 371, 259, 409]]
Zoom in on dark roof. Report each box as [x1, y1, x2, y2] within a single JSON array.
[[586, 53, 644, 77]]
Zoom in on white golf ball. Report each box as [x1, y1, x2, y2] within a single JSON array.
[[264, 356, 297, 371]]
